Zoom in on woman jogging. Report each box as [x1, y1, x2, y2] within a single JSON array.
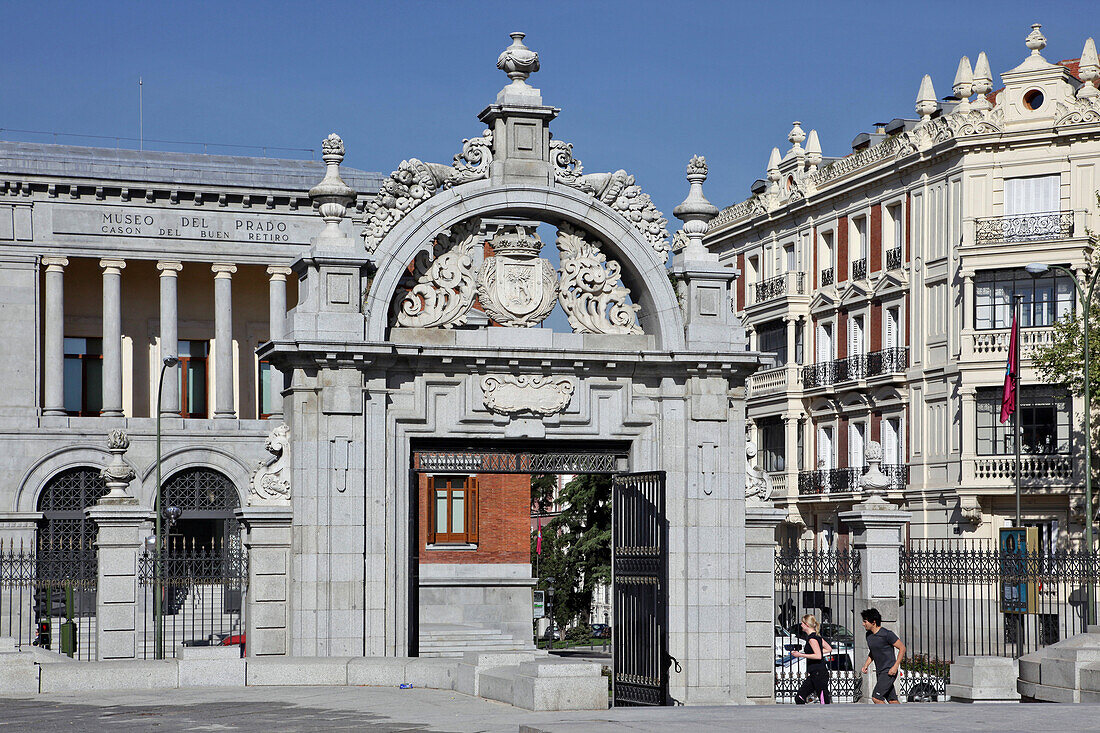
[[791, 613, 832, 704]]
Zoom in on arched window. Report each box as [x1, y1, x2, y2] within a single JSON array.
[[37, 466, 108, 561], [160, 468, 241, 552]]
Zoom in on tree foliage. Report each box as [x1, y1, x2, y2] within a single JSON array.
[[530, 473, 612, 629]]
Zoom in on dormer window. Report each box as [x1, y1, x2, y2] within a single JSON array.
[[1023, 89, 1045, 110]]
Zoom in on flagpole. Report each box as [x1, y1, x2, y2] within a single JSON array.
[[1014, 294, 1023, 529]]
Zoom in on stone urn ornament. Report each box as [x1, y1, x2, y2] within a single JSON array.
[[858, 441, 893, 507], [100, 429, 137, 501]]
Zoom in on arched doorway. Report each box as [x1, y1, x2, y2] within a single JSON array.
[[161, 467, 241, 553]]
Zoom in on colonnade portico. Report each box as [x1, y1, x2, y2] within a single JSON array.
[[36, 255, 294, 420]]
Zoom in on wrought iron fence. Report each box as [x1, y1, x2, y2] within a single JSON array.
[[974, 211, 1074, 243], [851, 258, 868, 281], [139, 536, 247, 659], [0, 537, 98, 660], [900, 540, 1100, 702], [798, 465, 908, 495], [774, 548, 862, 703], [886, 247, 903, 271], [820, 267, 834, 286], [804, 348, 906, 388]]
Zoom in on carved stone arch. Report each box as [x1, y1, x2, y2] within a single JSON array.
[[136, 445, 250, 510], [365, 181, 685, 350], [14, 445, 121, 513]]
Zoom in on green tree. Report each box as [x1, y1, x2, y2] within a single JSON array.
[[530, 474, 612, 630]]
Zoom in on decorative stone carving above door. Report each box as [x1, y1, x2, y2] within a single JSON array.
[[555, 222, 643, 335], [392, 217, 482, 329], [481, 374, 575, 417], [475, 225, 559, 327]]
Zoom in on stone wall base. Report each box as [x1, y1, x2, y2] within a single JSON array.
[[946, 656, 1020, 702]]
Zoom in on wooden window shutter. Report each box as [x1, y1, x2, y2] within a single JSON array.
[[426, 475, 437, 545], [466, 476, 479, 544]]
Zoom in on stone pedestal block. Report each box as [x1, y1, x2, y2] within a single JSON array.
[[86, 499, 154, 661], [236, 506, 292, 658], [0, 638, 38, 695], [946, 656, 1020, 702], [176, 644, 245, 687], [745, 505, 786, 704]]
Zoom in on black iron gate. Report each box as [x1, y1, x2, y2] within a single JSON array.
[[611, 471, 668, 707]]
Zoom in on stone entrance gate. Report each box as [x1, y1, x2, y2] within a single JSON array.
[[258, 32, 765, 704]]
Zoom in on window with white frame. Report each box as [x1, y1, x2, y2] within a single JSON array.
[[973, 268, 1074, 330], [848, 421, 866, 467], [975, 386, 1071, 455], [816, 322, 833, 363], [758, 417, 785, 472], [881, 416, 903, 464], [854, 217, 868, 259], [1004, 175, 1060, 216], [885, 306, 900, 349], [757, 319, 788, 365], [817, 425, 834, 470], [848, 314, 865, 355]]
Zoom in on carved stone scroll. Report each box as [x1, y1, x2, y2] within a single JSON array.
[[555, 223, 642, 335], [393, 218, 482, 328], [249, 424, 291, 505], [481, 375, 575, 417]]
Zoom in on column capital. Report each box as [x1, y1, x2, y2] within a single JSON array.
[[42, 256, 69, 271], [212, 263, 237, 278], [157, 260, 184, 274], [99, 258, 126, 273], [266, 266, 293, 280]]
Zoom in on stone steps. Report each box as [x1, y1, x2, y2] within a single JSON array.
[[419, 624, 532, 658]]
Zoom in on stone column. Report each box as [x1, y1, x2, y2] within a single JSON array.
[[745, 504, 787, 703], [838, 445, 911, 702], [961, 272, 975, 332], [157, 262, 183, 416], [266, 266, 292, 419], [42, 256, 68, 416], [86, 430, 154, 660], [212, 264, 237, 419], [785, 316, 797, 368], [99, 259, 126, 417], [236, 506, 293, 656]]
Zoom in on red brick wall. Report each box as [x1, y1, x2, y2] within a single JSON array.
[[871, 302, 882, 352], [419, 473, 531, 564], [871, 412, 881, 442], [837, 216, 849, 282], [837, 310, 848, 359], [870, 204, 882, 273], [838, 417, 849, 468], [736, 253, 745, 310]]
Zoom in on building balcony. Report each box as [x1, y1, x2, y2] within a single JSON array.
[[974, 211, 1074, 244], [962, 327, 1054, 361], [820, 267, 834, 286], [801, 347, 908, 388], [964, 454, 1075, 487], [797, 464, 909, 496], [750, 271, 805, 305], [747, 365, 801, 398], [851, 257, 868, 281], [886, 247, 903, 271], [768, 471, 790, 497]]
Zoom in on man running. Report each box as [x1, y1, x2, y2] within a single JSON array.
[[860, 608, 906, 704]]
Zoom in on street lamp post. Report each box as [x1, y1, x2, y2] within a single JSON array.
[[1026, 263, 1096, 625], [154, 354, 179, 660], [545, 576, 555, 651]]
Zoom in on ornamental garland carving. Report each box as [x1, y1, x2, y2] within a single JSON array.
[[550, 139, 670, 263], [1055, 97, 1100, 127], [392, 217, 482, 328], [555, 222, 642, 335], [362, 131, 493, 253], [249, 424, 291, 505], [481, 375, 575, 417], [475, 225, 559, 327]]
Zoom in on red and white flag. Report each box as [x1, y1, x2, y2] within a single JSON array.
[[536, 515, 543, 556], [1000, 311, 1019, 424]]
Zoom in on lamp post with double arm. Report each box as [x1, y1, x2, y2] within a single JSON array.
[[154, 354, 179, 659], [1026, 262, 1097, 625]]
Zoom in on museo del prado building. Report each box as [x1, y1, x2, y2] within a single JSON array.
[[0, 33, 774, 706]]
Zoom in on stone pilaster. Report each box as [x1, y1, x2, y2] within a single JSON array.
[[86, 501, 153, 660], [157, 261, 183, 416], [266, 266, 292, 419], [838, 499, 911, 702], [211, 263, 237, 418], [236, 506, 292, 656], [745, 505, 787, 703], [99, 259, 126, 417], [41, 256, 68, 416]]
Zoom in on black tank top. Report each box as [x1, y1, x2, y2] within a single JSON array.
[[803, 632, 827, 671]]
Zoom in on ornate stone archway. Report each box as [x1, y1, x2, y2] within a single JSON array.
[[262, 33, 764, 705]]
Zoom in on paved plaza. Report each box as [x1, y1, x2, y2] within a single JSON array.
[[2, 686, 1100, 732]]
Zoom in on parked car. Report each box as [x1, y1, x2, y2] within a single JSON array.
[[590, 624, 611, 639], [774, 624, 854, 673]]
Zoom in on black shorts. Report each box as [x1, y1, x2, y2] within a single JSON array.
[[873, 670, 898, 702]]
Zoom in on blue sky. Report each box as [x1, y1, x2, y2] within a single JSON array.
[[0, 0, 1096, 220]]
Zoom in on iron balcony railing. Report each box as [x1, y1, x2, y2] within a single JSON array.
[[820, 267, 834, 286], [802, 347, 908, 388], [751, 271, 806, 304], [886, 247, 903, 270], [798, 464, 909, 495], [851, 257, 868, 281], [974, 211, 1074, 244]]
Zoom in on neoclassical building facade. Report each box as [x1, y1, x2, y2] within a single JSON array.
[[709, 25, 1100, 550]]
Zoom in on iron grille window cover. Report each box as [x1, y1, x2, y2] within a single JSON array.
[[886, 247, 903, 270], [820, 267, 834, 286], [414, 451, 621, 474], [867, 347, 909, 377], [851, 257, 868, 281], [975, 211, 1074, 243]]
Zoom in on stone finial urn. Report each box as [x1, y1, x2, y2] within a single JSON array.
[[496, 32, 540, 85], [672, 155, 718, 257], [308, 133, 357, 238], [858, 440, 893, 506], [100, 429, 136, 501]]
